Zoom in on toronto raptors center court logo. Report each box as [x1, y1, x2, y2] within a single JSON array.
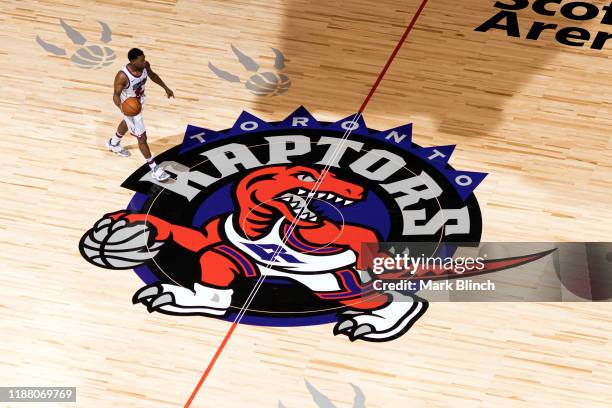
[[80, 107, 494, 342]]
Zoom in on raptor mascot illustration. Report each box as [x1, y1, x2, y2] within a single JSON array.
[[81, 164, 549, 342]]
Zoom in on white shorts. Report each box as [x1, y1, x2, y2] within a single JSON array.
[[122, 97, 145, 137]]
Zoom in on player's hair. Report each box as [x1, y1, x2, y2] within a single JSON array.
[[128, 48, 144, 61]]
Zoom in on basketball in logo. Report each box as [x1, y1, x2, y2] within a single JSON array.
[[80, 216, 165, 269], [70, 45, 116, 69], [245, 72, 291, 96]]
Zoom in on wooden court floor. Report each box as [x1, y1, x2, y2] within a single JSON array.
[[1, 0, 611, 406]]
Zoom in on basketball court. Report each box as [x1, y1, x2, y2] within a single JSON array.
[[1, 0, 611, 406]]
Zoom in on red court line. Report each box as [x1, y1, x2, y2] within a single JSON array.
[[359, 0, 429, 113], [184, 322, 238, 407], [183, 1, 430, 406]]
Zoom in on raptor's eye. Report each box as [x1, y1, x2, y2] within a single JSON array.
[[296, 173, 316, 182]]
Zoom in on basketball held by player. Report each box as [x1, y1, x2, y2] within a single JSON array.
[[107, 48, 174, 182]]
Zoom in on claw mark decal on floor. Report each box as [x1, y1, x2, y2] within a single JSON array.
[[36, 19, 115, 69], [279, 380, 366, 408], [208, 45, 291, 96], [79, 107, 490, 342]]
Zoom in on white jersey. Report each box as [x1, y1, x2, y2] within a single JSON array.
[[120, 65, 148, 102], [224, 215, 358, 292]]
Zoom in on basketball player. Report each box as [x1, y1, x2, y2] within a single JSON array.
[[107, 48, 174, 181]]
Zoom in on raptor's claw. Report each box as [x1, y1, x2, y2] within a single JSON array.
[[133, 284, 161, 304], [333, 319, 355, 335], [349, 324, 374, 341], [149, 293, 175, 310]]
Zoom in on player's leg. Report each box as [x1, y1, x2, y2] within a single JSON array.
[[106, 119, 130, 157], [116, 119, 128, 138], [136, 131, 152, 158], [134, 131, 170, 181], [128, 112, 170, 181]]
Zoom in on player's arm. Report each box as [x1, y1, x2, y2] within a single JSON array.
[[113, 71, 128, 109], [145, 61, 174, 98]]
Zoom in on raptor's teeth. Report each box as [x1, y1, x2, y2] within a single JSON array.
[[344, 199, 353, 206], [299, 213, 309, 219], [282, 196, 291, 202], [326, 193, 335, 200], [308, 215, 317, 221], [317, 193, 325, 198], [335, 197, 343, 203], [307, 192, 315, 198], [297, 189, 306, 196], [289, 202, 299, 208]]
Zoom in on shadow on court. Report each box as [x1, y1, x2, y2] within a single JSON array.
[[250, 0, 603, 137]]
